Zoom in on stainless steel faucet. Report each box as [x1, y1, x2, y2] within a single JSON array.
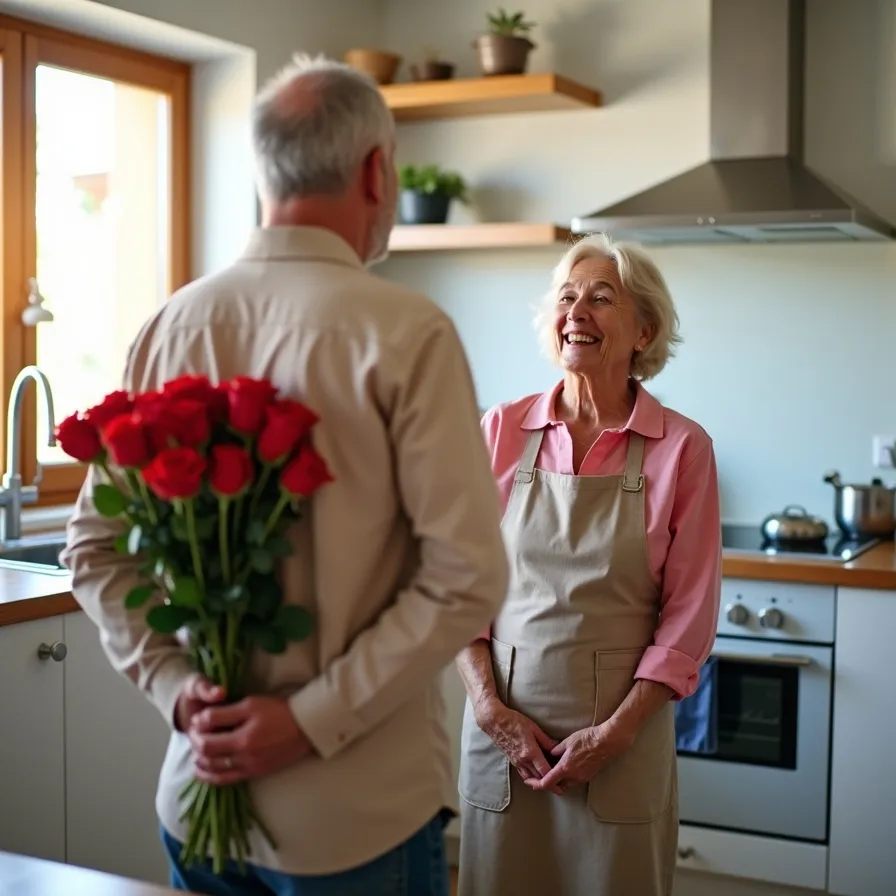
[[0, 365, 56, 542]]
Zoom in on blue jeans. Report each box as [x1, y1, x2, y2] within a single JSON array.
[[160, 811, 451, 895]]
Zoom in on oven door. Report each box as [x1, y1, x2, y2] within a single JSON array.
[[676, 637, 832, 842]]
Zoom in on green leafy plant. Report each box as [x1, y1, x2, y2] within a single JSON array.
[[399, 164, 468, 202], [486, 8, 536, 37]]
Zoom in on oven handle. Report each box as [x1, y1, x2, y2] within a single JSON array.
[[710, 650, 813, 667]]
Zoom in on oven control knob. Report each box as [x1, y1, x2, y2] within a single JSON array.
[[725, 603, 749, 625], [759, 607, 784, 629]]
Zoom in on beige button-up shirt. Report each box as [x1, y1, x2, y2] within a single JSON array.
[[61, 227, 509, 875]]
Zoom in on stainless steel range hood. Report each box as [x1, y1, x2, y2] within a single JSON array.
[[571, 0, 895, 245]]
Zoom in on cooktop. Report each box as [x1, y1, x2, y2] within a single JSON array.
[[721, 523, 882, 563]]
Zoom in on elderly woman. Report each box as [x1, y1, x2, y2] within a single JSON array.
[[455, 233, 722, 896]]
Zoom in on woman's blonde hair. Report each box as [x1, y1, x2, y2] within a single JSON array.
[[533, 232, 682, 381]]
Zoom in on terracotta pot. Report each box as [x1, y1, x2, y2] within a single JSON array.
[[399, 190, 451, 225], [409, 61, 455, 82], [473, 34, 535, 76], [343, 48, 402, 85]]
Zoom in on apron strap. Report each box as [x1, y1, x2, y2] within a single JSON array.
[[622, 432, 646, 492], [514, 429, 545, 484]]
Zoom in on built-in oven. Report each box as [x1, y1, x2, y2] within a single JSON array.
[[676, 578, 835, 843]]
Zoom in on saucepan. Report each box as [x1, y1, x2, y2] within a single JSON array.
[[760, 505, 829, 544], [823, 470, 896, 538]]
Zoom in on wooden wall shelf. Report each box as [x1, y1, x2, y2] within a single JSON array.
[[382, 73, 602, 122], [388, 223, 574, 252]]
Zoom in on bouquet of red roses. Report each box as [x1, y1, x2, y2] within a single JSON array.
[[56, 374, 332, 873]]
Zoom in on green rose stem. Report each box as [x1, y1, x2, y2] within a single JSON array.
[[247, 463, 272, 520], [218, 496, 232, 584], [262, 491, 292, 540], [179, 491, 275, 874]]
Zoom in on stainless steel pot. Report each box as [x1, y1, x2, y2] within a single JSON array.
[[823, 470, 896, 537], [761, 505, 829, 542]]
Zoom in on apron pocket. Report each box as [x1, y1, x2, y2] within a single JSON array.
[[586, 648, 676, 824], [457, 638, 515, 813]]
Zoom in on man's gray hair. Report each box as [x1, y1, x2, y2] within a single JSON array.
[[252, 53, 395, 202]]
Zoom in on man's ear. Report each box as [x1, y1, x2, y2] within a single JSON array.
[[361, 146, 386, 205]]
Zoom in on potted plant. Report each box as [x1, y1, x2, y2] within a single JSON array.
[[474, 8, 536, 76], [398, 164, 468, 225], [409, 46, 455, 82], [343, 48, 402, 85]]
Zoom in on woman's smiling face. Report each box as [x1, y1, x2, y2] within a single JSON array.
[[553, 255, 651, 378]]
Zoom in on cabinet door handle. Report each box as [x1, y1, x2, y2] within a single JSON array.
[[37, 641, 67, 662], [677, 846, 695, 860]]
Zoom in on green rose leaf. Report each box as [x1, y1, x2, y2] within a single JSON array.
[[252, 624, 287, 654], [223, 584, 248, 604], [127, 524, 144, 556], [195, 515, 216, 541], [170, 577, 202, 607], [264, 535, 293, 558], [93, 483, 128, 517], [277, 605, 314, 641], [170, 515, 189, 542], [250, 548, 274, 574], [146, 604, 194, 634], [113, 533, 129, 555], [247, 519, 266, 547], [124, 585, 155, 610], [247, 580, 280, 620]]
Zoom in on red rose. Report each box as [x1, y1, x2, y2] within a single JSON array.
[[85, 390, 134, 429], [226, 377, 278, 435], [209, 444, 253, 497], [56, 413, 102, 462], [165, 400, 211, 447], [162, 375, 228, 422], [142, 447, 206, 501], [133, 394, 172, 453], [132, 395, 208, 451], [102, 414, 151, 468], [257, 399, 320, 464], [280, 442, 333, 498]]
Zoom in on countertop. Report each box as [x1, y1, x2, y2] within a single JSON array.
[[0, 849, 187, 895], [3, 542, 896, 628]]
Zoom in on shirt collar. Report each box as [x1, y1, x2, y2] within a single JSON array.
[[240, 226, 364, 269], [521, 379, 665, 439]]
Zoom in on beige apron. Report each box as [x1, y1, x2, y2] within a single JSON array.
[[457, 427, 678, 896]]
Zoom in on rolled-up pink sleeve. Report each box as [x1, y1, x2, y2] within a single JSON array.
[[635, 443, 721, 699]]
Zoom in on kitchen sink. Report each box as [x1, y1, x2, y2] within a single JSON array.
[[0, 535, 69, 575]]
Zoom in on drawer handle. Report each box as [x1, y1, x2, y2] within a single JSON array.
[[677, 846, 695, 860], [37, 641, 67, 662]]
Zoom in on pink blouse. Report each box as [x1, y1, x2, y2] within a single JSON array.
[[479, 380, 722, 700]]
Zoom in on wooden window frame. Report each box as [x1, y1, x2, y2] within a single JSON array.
[[0, 14, 191, 509]]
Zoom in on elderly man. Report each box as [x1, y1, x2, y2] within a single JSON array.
[[61, 53, 508, 896]]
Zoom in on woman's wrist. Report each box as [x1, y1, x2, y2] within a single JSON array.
[[473, 693, 504, 726]]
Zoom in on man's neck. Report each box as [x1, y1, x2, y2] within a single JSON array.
[[262, 197, 367, 261]]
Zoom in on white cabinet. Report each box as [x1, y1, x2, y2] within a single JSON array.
[[0, 612, 171, 885], [0, 617, 66, 863], [828, 587, 896, 896], [63, 611, 171, 885]]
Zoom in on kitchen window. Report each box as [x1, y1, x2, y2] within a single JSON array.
[[0, 15, 190, 506]]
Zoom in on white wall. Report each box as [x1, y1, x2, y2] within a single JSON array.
[[87, 0, 386, 82], [377, 0, 896, 525]]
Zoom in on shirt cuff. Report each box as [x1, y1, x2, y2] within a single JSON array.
[[635, 645, 701, 700], [289, 675, 367, 760], [148, 655, 195, 730]]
